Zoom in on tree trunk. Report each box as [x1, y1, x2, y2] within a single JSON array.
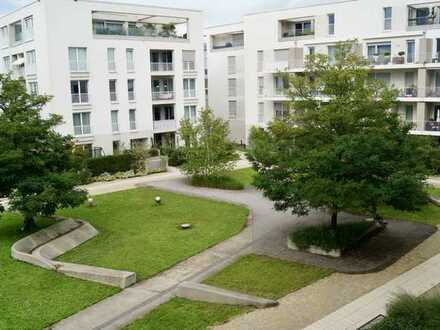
[[372, 205, 384, 226], [330, 211, 338, 230], [21, 215, 36, 232]]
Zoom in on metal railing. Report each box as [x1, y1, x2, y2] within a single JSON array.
[[368, 55, 392, 65], [399, 87, 418, 97], [408, 16, 440, 27], [153, 119, 176, 132], [184, 89, 196, 98], [183, 61, 195, 72], [73, 125, 91, 136], [150, 62, 174, 72], [426, 87, 440, 97], [212, 40, 244, 49], [71, 93, 90, 104], [281, 29, 314, 38], [274, 88, 288, 97], [152, 91, 175, 100]]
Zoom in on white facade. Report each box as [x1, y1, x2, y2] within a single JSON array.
[[206, 0, 440, 144], [0, 0, 204, 156]]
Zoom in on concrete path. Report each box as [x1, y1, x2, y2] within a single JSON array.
[[427, 176, 440, 187]]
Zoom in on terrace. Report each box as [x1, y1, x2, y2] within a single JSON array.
[[92, 11, 189, 40], [211, 32, 244, 50], [408, 3, 440, 29], [279, 18, 315, 40]]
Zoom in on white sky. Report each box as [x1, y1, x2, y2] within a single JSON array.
[[1, 0, 334, 26]]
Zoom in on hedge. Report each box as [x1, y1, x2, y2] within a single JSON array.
[[86, 153, 134, 176]]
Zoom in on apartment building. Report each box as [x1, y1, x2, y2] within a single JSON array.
[[0, 0, 204, 156], [206, 0, 440, 144]]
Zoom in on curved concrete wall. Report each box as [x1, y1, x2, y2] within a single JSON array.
[[11, 218, 136, 288]]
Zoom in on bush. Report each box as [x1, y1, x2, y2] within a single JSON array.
[[161, 146, 186, 167], [191, 175, 244, 190], [290, 221, 372, 252], [371, 294, 440, 330], [86, 154, 134, 177]]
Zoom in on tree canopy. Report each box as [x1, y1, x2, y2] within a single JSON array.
[[0, 75, 87, 230], [248, 41, 430, 227]]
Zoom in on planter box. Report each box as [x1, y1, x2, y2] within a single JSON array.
[[287, 237, 341, 258]]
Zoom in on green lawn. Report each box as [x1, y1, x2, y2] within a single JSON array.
[[204, 254, 332, 299], [0, 213, 118, 330], [124, 298, 251, 330], [0, 188, 248, 329], [427, 186, 440, 199], [373, 204, 440, 226], [226, 168, 255, 188], [58, 188, 248, 280]]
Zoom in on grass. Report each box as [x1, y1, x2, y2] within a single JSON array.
[[58, 188, 248, 280], [124, 298, 251, 330], [427, 186, 440, 199], [226, 168, 255, 188], [290, 222, 372, 252], [371, 204, 440, 226], [371, 294, 440, 330], [204, 254, 332, 300], [191, 175, 244, 190], [0, 213, 119, 330]]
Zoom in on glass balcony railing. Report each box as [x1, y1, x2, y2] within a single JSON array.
[[150, 62, 174, 72], [152, 91, 175, 100], [71, 93, 90, 104]]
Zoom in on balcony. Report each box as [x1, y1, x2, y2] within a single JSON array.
[[399, 87, 418, 97], [408, 4, 440, 29], [211, 32, 244, 50], [426, 87, 440, 97], [425, 121, 440, 131], [153, 120, 176, 132], [152, 91, 175, 101], [150, 62, 173, 72], [279, 19, 315, 40], [71, 93, 90, 104], [368, 55, 391, 66]]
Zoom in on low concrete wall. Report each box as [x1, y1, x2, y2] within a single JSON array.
[[176, 282, 278, 308], [287, 238, 342, 258], [11, 218, 136, 288]]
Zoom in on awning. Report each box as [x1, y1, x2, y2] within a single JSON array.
[[12, 58, 25, 66]]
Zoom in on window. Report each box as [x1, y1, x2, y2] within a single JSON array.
[[367, 42, 391, 64], [384, 7, 392, 30], [126, 48, 134, 71], [328, 14, 335, 35], [258, 77, 264, 96], [328, 46, 336, 65], [184, 105, 197, 123], [369, 72, 391, 86], [107, 48, 116, 71], [228, 78, 237, 97], [111, 110, 119, 132], [109, 79, 117, 102], [113, 141, 121, 154], [69, 47, 87, 72], [127, 79, 135, 101], [70, 80, 89, 104], [275, 76, 288, 95], [258, 102, 264, 123], [228, 100, 237, 119], [407, 40, 415, 64], [28, 81, 38, 95], [405, 105, 414, 122], [257, 50, 264, 72], [274, 49, 289, 69], [24, 16, 33, 41], [183, 50, 196, 71], [12, 21, 23, 43], [274, 102, 289, 119], [3, 56, 10, 73], [183, 78, 196, 98], [227, 56, 236, 75], [26, 50, 36, 74], [308, 47, 315, 56], [73, 112, 91, 135], [129, 109, 136, 130], [0, 26, 8, 47], [164, 105, 175, 120]]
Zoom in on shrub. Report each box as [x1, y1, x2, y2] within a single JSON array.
[[191, 175, 244, 190], [86, 154, 134, 177], [290, 221, 372, 252], [372, 294, 440, 330], [161, 146, 186, 167]]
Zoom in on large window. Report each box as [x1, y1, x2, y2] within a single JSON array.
[[257, 50, 264, 72], [369, 72, 391, 86], [109, 79, 117, 102], [129, 109, 136, 130], [182, 50, 196, 71], [127, 79, 135, 101], [26, 50, 36, 74], [28, 81, 38, 95], [111, 110, 119, 132], [184, 105, 197, 123], [24, 16, 33, 41], [2, 56, 10, 73], [107, 48, 116, 72], [227, 56, 236, 75], [367, 42, 392, 64], [73, 112, 91, 135], [405, 105, 414, 122], [126, 48, 134, 71], [183, 78, 196, 98], [328, 46, 336, 65], [228, 78, 237, 97], [384, 7, 392, 30], [70, 80, 89, 104], [258, 102, 265, 123], [69, 47, 87, 72], [407, 40, 415, 64], [228, 100, 237, 120], [12, 21, 22, 43], [0, 26, 8, 47], [258, 77, 264, 96], [328, 14, 335, 35]]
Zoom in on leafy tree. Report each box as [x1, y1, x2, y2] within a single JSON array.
[[0, 75, 87, 231], [248, 41, 430, 228], [179, 108, 239, 178]]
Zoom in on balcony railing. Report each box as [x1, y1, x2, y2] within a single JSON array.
[[425, 120, 440, 131], [408, 16, 440, 27], [274, 88, 288, 97], [153, 119, 176, 132], [426, 87, 440, 97], [368, 55, 392, 65], [71, 93, 90, 104], [152, 91, 175, 100], [281, 29, 314, 39], [150, 62, 173, 72], [93, 22, 188, 40], [399, 87, 418, 97], [74, 125, 92, 136], [128, 91, 136, 101], [183, 61, 195, 72], [184, 89, 196, 98], [212, 40, 244, 50]]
